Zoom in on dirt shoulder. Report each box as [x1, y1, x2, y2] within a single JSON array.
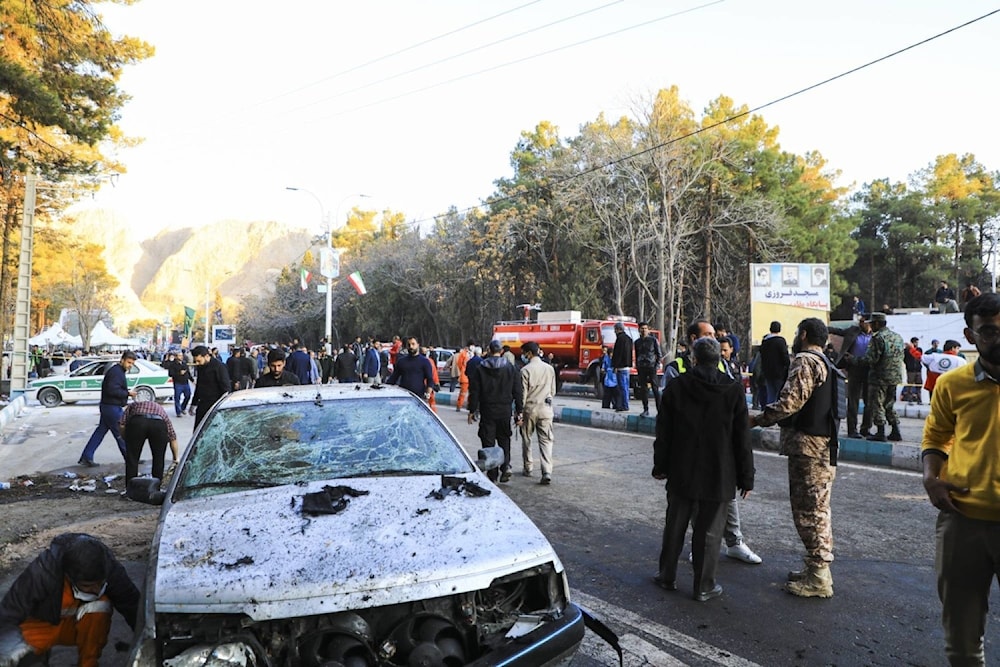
[[0, 471, 159, 593]]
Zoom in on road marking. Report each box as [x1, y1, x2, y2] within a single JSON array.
[[573, 590, 763, 667]]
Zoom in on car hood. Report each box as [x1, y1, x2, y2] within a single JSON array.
[[152, 476, 561, 619]]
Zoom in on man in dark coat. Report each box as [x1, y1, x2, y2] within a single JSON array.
[[189, 345, 231, 427], [78, 351, 137, 467], [334, 345, 359, 383], [468, 340, 524, 483], [610, 322, 634, 412], [0, 534, 139, 667], [759, 321, 790, 404], [652, 336, 754, 603]]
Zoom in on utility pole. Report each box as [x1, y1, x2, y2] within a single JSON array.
[[10, 170, 37, 397]]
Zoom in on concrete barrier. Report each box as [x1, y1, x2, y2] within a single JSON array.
[[0, 395, 26, 433]]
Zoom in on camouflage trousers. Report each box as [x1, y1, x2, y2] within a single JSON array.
[[788, 454, 836, 566], [868, 383, 899, 427]]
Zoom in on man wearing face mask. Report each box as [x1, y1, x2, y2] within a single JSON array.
[[386, 336, 438, 402], [0, 533, 139, 667], [922, 293, 1000, 666]]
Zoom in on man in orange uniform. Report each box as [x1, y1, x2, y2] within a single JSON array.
[[455, 340, 472, 411], [0, 534, 139, 667]]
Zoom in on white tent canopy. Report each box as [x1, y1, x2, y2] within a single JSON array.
[[88, 320, 134, 348], [28, 322, 83, 347]]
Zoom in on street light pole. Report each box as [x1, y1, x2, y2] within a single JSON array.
[[286, 187, 330, 344]]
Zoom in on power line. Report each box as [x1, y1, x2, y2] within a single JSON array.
[[283, 0, 626, 115], [247, 0, 547, 110], [368, 6, 1000, 233], [305, 0, 725, 122]]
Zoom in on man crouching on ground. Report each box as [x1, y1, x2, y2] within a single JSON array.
[[0, 533, 139, 667]]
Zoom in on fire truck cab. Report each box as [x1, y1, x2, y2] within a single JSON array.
[[492, 310, 651, 398]]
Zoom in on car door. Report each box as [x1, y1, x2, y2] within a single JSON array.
[[62, 361, 107, 401]]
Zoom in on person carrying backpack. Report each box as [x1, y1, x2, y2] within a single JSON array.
[[750, 317, 844, 599]]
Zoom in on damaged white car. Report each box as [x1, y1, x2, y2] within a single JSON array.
[[128, 384, 615, 667]]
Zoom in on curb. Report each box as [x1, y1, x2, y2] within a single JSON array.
[[0, 395, 26, 433], [434, 389, 922, 472]]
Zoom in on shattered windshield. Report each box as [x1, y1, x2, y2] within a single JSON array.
[[174, 396, 473, 500]]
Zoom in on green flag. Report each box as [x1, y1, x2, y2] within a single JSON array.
[[183, 306, 196, 339]]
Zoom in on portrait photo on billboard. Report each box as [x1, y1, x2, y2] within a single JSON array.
[[754, 265, 771, 287], [781, 265, 799, 287], [811, 266, 828, 287]]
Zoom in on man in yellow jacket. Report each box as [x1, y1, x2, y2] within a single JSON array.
[[922, 292, 1000, 666]]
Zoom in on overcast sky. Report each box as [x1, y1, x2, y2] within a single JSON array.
[[78, 0, 1000, 238]]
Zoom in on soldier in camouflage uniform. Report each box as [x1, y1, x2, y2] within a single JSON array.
[[751, 317, 837, 598], [860, 312, 905, 442]]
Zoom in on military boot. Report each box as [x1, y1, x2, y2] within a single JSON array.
[[887, 425, 902, 441], [866, 426, 887, 442], [785, 564, 833, 598]]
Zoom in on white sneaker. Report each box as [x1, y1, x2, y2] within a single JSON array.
[[725, 542, 762, 564]]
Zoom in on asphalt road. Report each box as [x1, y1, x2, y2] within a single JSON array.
[[2, 395, 996, 665]]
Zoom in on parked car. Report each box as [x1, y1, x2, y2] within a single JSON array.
[[127, 384, 608, 667], [432, 347, 455, 382], [29, 358, 172, 407]]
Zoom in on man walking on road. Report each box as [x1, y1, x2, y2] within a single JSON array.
[[78, 351, 136, 467], [751, 317, 842, 598], [468, 340, 524, 483], [861, 312, 905, 442], [922, 292, 1000, 666], [519, 341, 556, 485], [162, 351, 192, 418]]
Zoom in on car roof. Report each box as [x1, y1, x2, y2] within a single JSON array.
[[216, 382, 415, 409]]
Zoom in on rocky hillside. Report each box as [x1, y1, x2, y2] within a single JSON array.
[[66, 210, 313, 323]]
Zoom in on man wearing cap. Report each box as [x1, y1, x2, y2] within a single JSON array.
[[860, 312, 905, 442], [468, 340, 524, 483], [903, 337, 924, 404], [0, 534, 139, 667]]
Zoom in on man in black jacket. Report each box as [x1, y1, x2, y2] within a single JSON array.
[[759, 321, 790, 405], [653, 336, 754, 602], [0, 534, 139, 667], [78, 351, 137, 467], [162, 351, 192, 417], [468, 340, 524, 483], [611, 322, 634, 412], [634, 322, 663, 417], [190, 345, 231, 427], [254, 349, 301, 388]]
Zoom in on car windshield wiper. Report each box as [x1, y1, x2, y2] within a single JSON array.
[[182, 479, 277, 491], [351, 469, 445, 478]]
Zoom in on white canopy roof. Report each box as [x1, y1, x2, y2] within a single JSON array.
[[28, 322, 83, 347], [88, 320, 134, 348]]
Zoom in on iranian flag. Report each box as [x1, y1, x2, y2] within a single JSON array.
[[348, 271, 367, 296], [300, 268, 310, 291]]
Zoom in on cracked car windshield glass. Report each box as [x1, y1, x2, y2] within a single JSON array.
[[175, 396, 473, 499]]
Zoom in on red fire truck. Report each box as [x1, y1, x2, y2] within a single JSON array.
[[492, 310, 653, 397]]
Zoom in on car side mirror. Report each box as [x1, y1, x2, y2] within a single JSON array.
[[476, 446, 504, 472], [127, 477, 165, 505]]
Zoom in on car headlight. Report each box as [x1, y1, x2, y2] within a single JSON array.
[[163, 641, 258, 667]]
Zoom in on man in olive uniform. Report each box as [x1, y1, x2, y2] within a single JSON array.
[[860, 312, 905, 442], [751, 317, 839, 598]]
